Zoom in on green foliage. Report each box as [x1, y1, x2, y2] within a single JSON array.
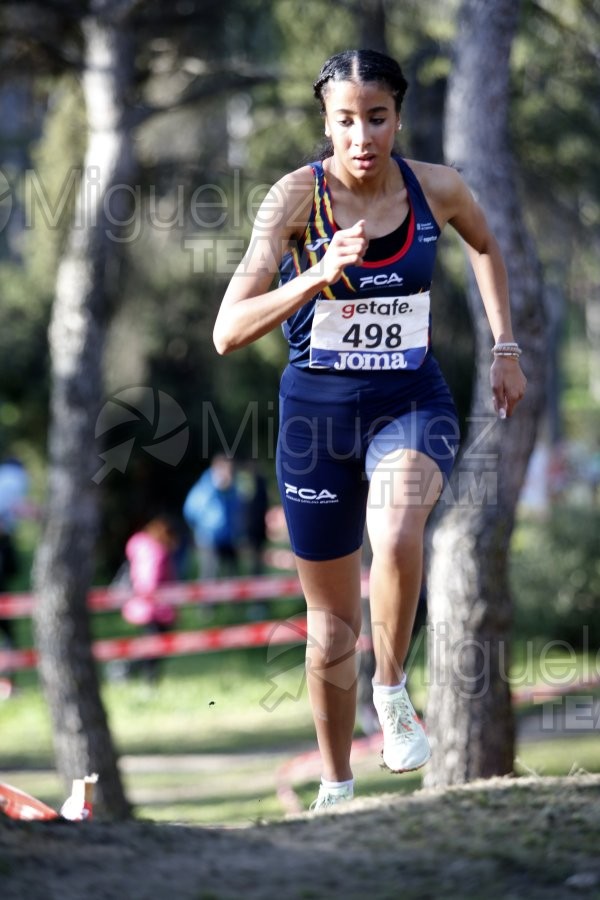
[[0, 265, 49, 444], [511, 505, 600, 645], [1, 0, 599, 580], [512, 0, 600, 332], [561, 335, 600, 445], [514, 0, 600, 194], [245, 0, 355, 175], [0, 74, 85, 456]]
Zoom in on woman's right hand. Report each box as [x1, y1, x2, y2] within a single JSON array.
[[215, 168, 366, 354], [314, 219, 369, 284]]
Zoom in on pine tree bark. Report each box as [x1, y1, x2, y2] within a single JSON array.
[[32, 7, 136, 818], [424, 0, 547, 787]]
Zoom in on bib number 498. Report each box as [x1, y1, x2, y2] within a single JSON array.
[[342, 322, 402, 349], [308, 292, 430, 371]]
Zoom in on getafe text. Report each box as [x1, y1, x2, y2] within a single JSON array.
[[341, 299, 413, 319]]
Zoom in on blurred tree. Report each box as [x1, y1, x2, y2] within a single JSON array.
[[424, 0, 547, 787], [31, 0, 137, 820], [0, 0, 276, 818], [336, 0, 389, 52]]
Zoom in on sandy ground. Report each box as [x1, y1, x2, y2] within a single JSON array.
[[2, 774, 599, 900]]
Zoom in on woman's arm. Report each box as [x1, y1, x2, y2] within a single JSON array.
[[414, 161, 527, 417], [213, 167, 368, 354]]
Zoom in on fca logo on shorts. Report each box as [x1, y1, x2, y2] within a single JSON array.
[[284, 483, 339, 503]]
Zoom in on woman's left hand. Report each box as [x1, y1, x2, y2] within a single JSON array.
[[490, 357, 527, 418]]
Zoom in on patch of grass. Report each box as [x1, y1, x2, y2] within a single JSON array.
[[2, 636, 600, 827], [1, 648, 315, 764], [0, 688, 54, 765], [135, 790, 283, 826], [516, 734, 600, 778]]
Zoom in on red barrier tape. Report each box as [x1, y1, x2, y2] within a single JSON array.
[[0, 575, 310, 620], [511, 674, 600, 705], [0, 573, 370, 621], [0, 617, 308, 672]]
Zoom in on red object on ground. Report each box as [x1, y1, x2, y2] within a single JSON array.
[[0, 782, 59, 821], [0, 774, 97, 822]]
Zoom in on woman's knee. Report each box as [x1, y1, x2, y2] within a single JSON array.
[[371, 517, 424, 566], [306, 607, 361, 663]]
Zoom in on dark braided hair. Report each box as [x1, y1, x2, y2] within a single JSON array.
[[313, 49, 409, 113]]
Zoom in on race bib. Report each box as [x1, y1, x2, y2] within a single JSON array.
[[309, 292, 430, 372]]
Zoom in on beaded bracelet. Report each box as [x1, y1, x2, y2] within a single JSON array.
[[492, 341, 522, 359]]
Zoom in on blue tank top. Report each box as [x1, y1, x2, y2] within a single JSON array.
[[280, 156, 441, 369]]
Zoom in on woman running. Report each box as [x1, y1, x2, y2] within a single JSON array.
[[214, 48, 527, 810]]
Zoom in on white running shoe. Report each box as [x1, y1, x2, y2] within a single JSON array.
[[309, 783, 354, 811], [373, 685, 431, 773]]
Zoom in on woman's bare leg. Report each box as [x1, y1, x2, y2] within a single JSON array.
[[366, 450, 443, 685], [295, 548, 362, 782]]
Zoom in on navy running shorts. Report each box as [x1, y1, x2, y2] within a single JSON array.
[[276, 354, 460, 561]]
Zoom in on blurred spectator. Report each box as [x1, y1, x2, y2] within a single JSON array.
[[548, 442, 570, 504], [582, 446, 600, 506], [239, 461, 269, 575], [0, 458, 30, 529], [183, 455, 243, 579], [119, 515, 178, 683], [0, 523, 18, 699], [0, 458, 31, 700]]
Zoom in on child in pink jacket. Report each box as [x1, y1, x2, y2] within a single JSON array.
[[122, 516, 178, 681]]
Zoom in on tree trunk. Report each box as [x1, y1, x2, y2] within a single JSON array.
[[424, 0, 547, 787], [32, 9, 136, 819], [356, 0, 389, 54]]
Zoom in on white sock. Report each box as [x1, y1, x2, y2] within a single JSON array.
[[372, 673, 407, 695], [321, 777, 354, 793]]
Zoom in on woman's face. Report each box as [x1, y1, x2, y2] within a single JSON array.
[[322, 79, 399, 180]]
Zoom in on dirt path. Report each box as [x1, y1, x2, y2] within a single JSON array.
[[2, 705, 597, 814], [2, 775, 599, 900]]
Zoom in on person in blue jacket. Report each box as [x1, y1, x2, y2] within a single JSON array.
[[213, 49, 527, 809], [183, 454, 243, 579]]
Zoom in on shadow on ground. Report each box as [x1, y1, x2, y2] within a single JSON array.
[[1, 775, 599, 900]]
